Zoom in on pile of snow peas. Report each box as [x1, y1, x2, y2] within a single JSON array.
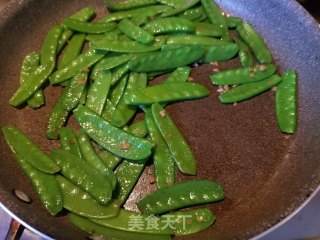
[[3, 0, 297, 239]]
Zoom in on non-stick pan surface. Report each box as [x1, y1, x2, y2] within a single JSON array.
[[1, 0, 320, 239]]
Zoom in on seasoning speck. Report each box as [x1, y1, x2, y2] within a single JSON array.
[[212, 68, 220, 73], [188, 76, 194, 82], [159, 110, 167, 117], [119, 140, 131, 150], [258, 64, 267, 72], [210, 61, 218, 66], [272, 86, 278, 92]]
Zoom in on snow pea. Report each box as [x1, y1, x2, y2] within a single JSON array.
[[111, 63, 131, 86], [73, 105, 153, 160], [119, 18, 154, 44], [99, 5, 171, 22], [91, 36, 166, 53], [145, 108, 175, 189], [219, 74, 282, 103], [57, 7, 96, 52], [91, 53, 135, 80], [103, 0, 158, 11], [101, 99, 117, 122], [85, 70, 111, 115], [128, 119, 148, 138], [237, 22, 272, 64], [63, 18, 117, 34], [69, 213, 172, 240], [14, 154, 62, 215], [61, 72, 88, 112], [143, 17, 195, 35], [166, 35, 225, 45], [109, 74, 129, 107], [98, 148, 122, 171], [124, 82, 209, 105], [210, 64, 276, 85], [19, 52, 44, 109], [234, 36, 254, 67], [200, 0, 229, 40], [225, 16, 242, 28], [276, 71, 297, 133], [157, 0, 193, 8], [9, 26, 63, 107], [50, 48, 106, 84], [163, 66, 191, 84], [2, 125, 60, 174], [90, 208, 214, 235], [56, 175, 118, 219], [59, 126, 82, 158], [194, 22, 223, 37], [151, 103, 196, 175], [58, 34, 86, 69], [111, 72, 148, 127], [51, 149, 113, 205], [179, 6, 204, 21], [128, 46, 206, 72], [45, 89, 69, 140], [137, 180, 224, 215], [76, 128, 117, 189], [161, 0, 200, 17]]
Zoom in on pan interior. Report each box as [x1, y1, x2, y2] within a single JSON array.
[[1, 0, 320, 239]]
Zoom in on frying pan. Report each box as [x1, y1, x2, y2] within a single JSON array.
[[1, 0, 320, 239]]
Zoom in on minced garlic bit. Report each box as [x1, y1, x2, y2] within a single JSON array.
[[82, 67, 90, 73], [223, 85, 229, 91], [233, 102, 238, 107], [119, 140, 131, 150], [217, 86, 224, 93], [272, 86, 278, 92], [249, 72, 255, 77], [212, 68, 220, 73], [258, 64, 267, 71], [188, 76, 194, 82], [210, 61, 218, 66], [159, 109, 167, 117]]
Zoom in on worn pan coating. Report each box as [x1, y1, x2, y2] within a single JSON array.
[[0, 0, 320, 239]]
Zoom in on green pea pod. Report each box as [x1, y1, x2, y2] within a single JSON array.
[[210, 64, 276, 85], [59, 33, 86, 69], [143, 17, 195, 35], [237, 22, 272, 64], [10, 26, 63, 107], [111, 72, 148, 127], [73, 105, 153, 160], [151, 103, 196, 175], [103, 0, 158, 11], [124, 82, 209, 105], [91, 36, 166, 53], [69, 213, 172, 240], [109, 74, 129, 107], [45, 89, 69, 140], [98, 148, 122, 170], [50, 48, 106, 84], [76, 128, 117, 189], [85, 70, 111, 115], [91, 53, 135, 80], [145, 108, 175, 188], [164, 66, 191, 84], [157, 0, 193, 8], [57, 7, 96, 52], [15, 154, 62, 215], [111, 63, 131, 86], [99, 5, 172, 22], [51, 149, 112, 205], [219, 74, 282, 103], [161, 0, 200, 17], [200, 0, 229, 40], [225, 16, 243, 28], [202, 43, 239, 63], [56, 175, 119, 219], [128, 46, 206, 72], [119, 18, 154, 44], [59, 126, 82, 158], [61, 72, 88, 112], [234, 36, 254, 67], [179, 6, 204, 21], [166, 35, 225, 45], [63, 18, 117, 34], [128, 119, 148, 138], [2, 125, 60, 174], [19, 52, 45, 109], [137, 180, 224, 214], [194, 22, 223, 37], [276, 71, 297, 133], [101, 99, 117, 122], [79, 84, 88, 105]]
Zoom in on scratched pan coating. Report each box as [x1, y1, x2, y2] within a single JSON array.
[[0, 0, 320, 239]]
